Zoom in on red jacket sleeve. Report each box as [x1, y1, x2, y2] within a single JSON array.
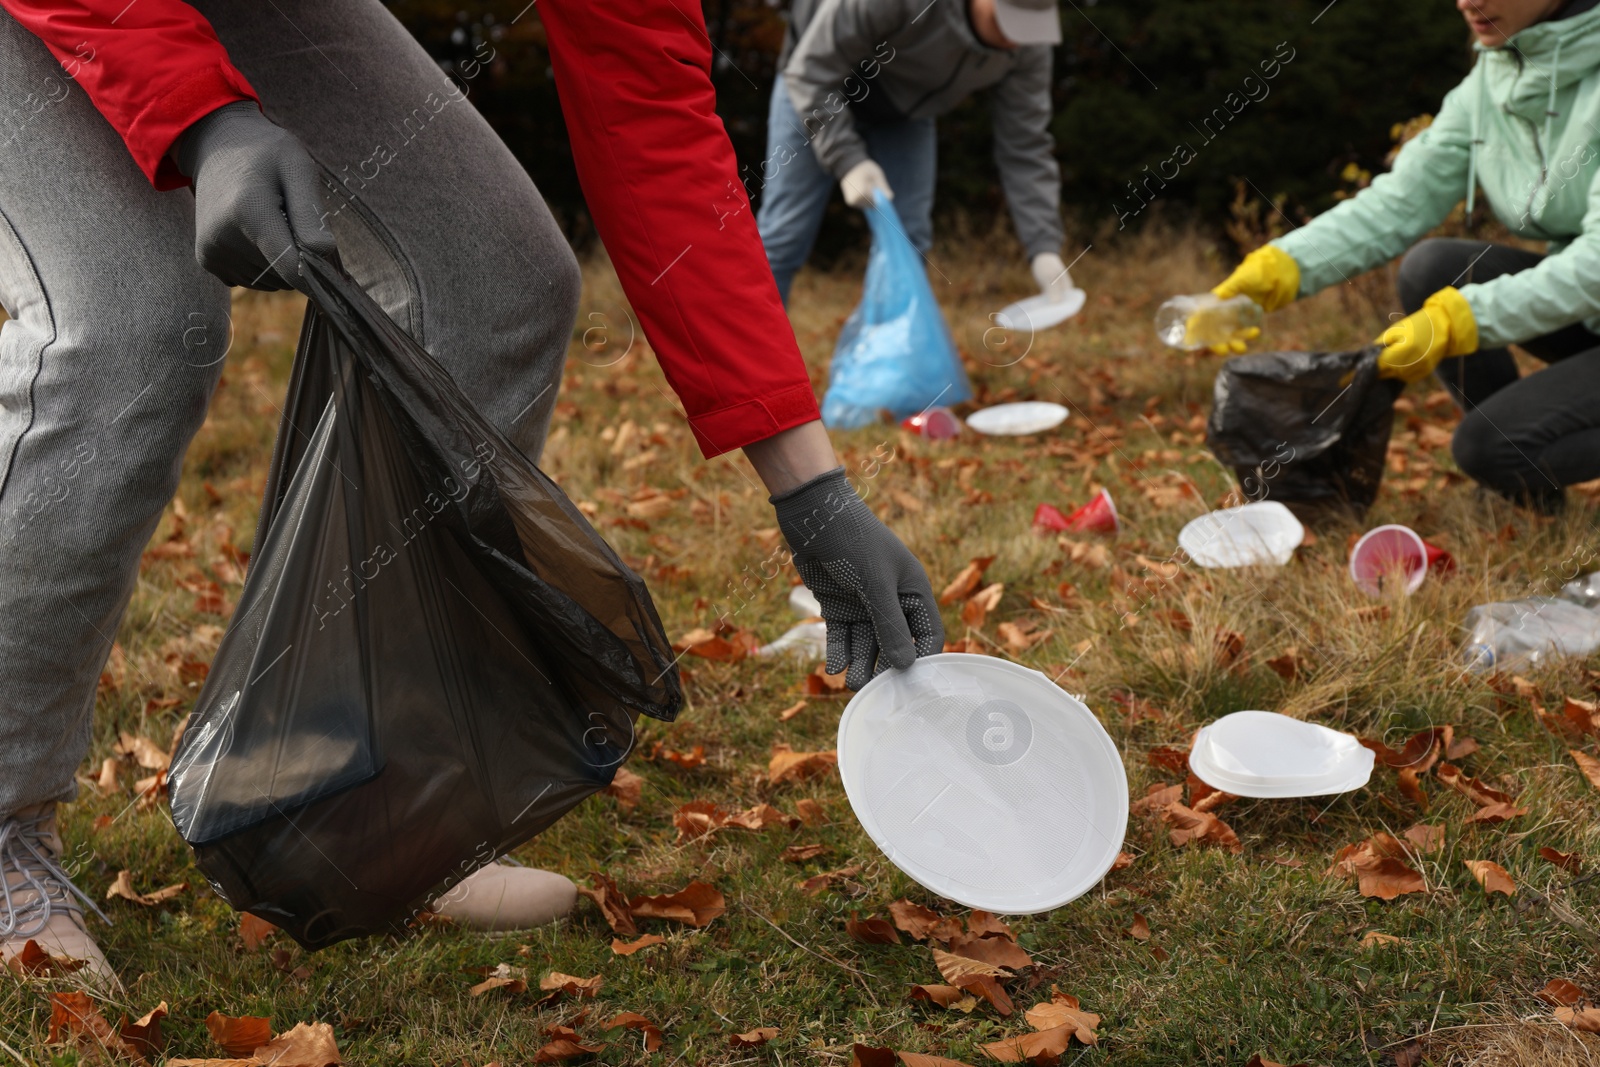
[[0, 0, 257, 189], [537, 0, 820, 457]]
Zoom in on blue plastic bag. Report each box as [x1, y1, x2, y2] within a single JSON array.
[[821, 191, 972, 428]]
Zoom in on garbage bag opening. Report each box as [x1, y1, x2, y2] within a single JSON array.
[[169, 252, 681, 949], [1205, 347, 1401, 522], [820, 191, 971, 429]]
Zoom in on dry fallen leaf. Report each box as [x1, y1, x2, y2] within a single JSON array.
[[1536, 978, 1585, 1007], [1569, 749, 1600, 792], [1465, 801, 1528, 824], [890, 900, 964, 942], [1360, 931, 1402, 949], [932, 946, 1012, 983], [611, 934, 666, 956], [106, 870, 187, 907], [533, 1037, 605, 1062], [541, 972, 602, 999], [777, 699, 808, 722], [1555, 1005, 1600, 1032], [578, 872, 637, 936], [1265, 647, 1305, 681], [798, 865, 863, 897], [1538, 846, 1582, 872], [1126, 914, 1151, 941], [603, 767, 643, 812], [962, 583, 1005, 628], [6, 939, 85, 977], [1402, 824, 1445, 854], [1329, 835, 1426, 900], [846, 914, 901, 944], [47, 991, 153, 1065], [940, 556, 996, 604], [769, 743, 838, 785], [728, 1027, 779, 1048], [1018, 988, 1100, 1046], [947, 932, 1031, 970], [628, 881, 726, 927], [795, 798, 827, 826], [725, 803, 801, 832], [239, 913, 278, 952], [1161, 803, 1243, 854], [782, 843, 830, 863], [966, 911, 1015, 941], [1130, 782, 1184, 816], [657, 744, 706, 770], [1437, 762, 1517, 807], [603, 1012, 663, 1052], [908, 984, 975, 1012], [1464, 859, 1515, 896], [672, 800, 728, 843], [205, 1012, 274, 1057], [469, 963, 528, 996]]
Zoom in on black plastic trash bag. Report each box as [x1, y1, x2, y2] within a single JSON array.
[[1206, 347, 1402, 520], [169, 253, 681, 949]]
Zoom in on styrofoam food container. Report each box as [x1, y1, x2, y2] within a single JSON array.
[[965, 402, 1070, 436], [1187, 711, 1375, 798], [837, 653, 1128, 914], [994, 289, 1087, 333], [1178, 501, 1304, 568]]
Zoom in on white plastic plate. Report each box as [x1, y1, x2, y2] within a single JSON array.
[[994, 289, 1087, 333], [965, 402, 1070, 436], [837, 654, 1128, 914], [1188, 710, 1375, 799], [1178, 501, 1304, 568]]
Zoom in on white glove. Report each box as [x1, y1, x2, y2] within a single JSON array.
[[841, 160, 892, 209], [1031, 252, 1073, 302]]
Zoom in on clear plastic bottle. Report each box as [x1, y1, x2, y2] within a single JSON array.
[[1461, 589, 1600, 672], [1154, 293, 1264, 351]]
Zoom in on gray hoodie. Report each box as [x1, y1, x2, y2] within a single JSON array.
[[780, 0, 1064, 257]]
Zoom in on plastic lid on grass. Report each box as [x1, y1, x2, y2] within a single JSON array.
[[994, 289, 1087, 333], [1178, 501, 1304, 568], [837, 653, 1128, 914], [1187, 711, 1375, 798], [965, 402, 1070, 436]]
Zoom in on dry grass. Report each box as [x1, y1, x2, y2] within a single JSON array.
[[6, 223, 1600, 1065]]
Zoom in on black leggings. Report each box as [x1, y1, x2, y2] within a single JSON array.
[[1397, 238, 1600, 511]]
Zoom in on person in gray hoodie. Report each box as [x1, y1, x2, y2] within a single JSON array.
[[755, 0, 1070, 305]]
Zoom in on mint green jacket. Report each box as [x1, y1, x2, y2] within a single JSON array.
[[1274, 7, 1600, 347]]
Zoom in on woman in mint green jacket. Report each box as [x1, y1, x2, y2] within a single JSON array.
[[1211, 0, 1600, 511]]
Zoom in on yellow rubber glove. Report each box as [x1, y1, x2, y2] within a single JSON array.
[[1375, 287, 1478, 383], [1212, 244, 1301, 313]]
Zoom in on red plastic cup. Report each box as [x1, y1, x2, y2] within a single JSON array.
[[1348, 524, 1428, 596], [1033, 488, 1119, 535], [1424, 540, 1455, 575], [901, 407, 962, 440]]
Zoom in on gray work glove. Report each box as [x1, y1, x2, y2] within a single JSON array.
[[174, 101, 335, 293], [772, 467, 944, 690]]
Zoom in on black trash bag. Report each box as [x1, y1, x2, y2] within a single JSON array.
[[169, 252, 681, 950], [1206, 347, 1402, 520]]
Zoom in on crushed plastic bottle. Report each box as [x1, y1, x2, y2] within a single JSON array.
[[1462, 576, 1600, 671], [1155, 293, 1264, 351]]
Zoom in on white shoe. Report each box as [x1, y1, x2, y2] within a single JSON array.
[[0, 803, 121, 992], [429, 861, 576, 932]]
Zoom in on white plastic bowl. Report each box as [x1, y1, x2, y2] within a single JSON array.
[[965, 402, 1070, 436], [1187, 710, 1375, 799], [837, 654, 1128, 914], [1178, 501, 1304, 568]]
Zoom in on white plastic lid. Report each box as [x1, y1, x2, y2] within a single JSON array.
[[1187, 711, 1375, 798], [837, 654, 1128, 914], [994, 290, 1087, 333], [965, 402, 1070, 436], [1178, 501, 1304, 568]]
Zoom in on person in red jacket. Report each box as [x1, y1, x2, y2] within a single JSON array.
[[0, 0, 943, 990]]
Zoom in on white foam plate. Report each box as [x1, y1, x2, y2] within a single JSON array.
[[1188, 711, 1375, 799], [965, 402, 1069, 436], [838, 654, 1128, 914], [1178, 501, 1304, 568], [995, 289, 1087, 333]]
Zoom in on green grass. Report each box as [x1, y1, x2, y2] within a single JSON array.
[[6, 223, 1600, 1066]]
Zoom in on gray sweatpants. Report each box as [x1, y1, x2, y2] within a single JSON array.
[[0, 2, 580, 816]]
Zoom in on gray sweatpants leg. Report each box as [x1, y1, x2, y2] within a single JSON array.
[[0, 1, 580, 817]]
